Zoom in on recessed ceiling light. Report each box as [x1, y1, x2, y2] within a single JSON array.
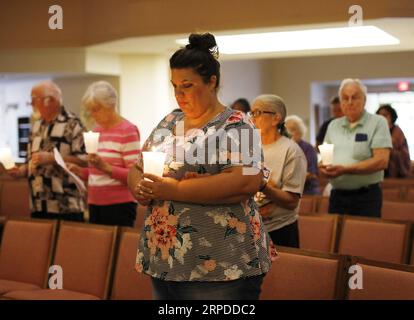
[[176, 26, 399, 55]]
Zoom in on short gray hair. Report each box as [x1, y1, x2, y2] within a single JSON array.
[[32, 80, 63, 105], [253, 94, 286, 121], [338, 78, 367, 101], [285, 115, 307, 137], [82, 81, 118, 111]]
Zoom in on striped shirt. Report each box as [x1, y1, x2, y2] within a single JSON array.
[[85, 119, 141, 205]]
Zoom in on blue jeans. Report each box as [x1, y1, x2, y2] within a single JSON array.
[[151, 274, 265, 300]]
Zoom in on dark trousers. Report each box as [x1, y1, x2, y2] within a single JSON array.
[[329, 183, 382, 217], [89, 202, 137, 227], [151, 274, 264, 300], [31, 211, 84, 222], [268, 220, 299, 248]]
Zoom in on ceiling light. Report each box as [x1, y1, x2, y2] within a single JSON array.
[[176, 26, 399, 55]]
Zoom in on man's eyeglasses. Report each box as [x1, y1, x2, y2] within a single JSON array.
[[27, 96, 53, 106], [248, 110, 276, 118]]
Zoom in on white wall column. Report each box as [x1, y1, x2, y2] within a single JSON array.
[[120, 55, 174, 142]]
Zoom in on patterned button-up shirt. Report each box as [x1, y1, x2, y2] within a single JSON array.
[[28, 106, 86, 214]]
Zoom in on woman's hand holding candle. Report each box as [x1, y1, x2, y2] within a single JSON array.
[[88, 154, 112, 175], [137, 174, 180, 201]]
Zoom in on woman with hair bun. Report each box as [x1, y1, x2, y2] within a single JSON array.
[[128, 33, 275, 300]]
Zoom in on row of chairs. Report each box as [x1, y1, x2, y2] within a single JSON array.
[[0, 218, 151, 300], [1, 217, 414, 300], [298, 214, 414, 265], [382, 186, 414, 202], [0, 177, 31, 218], [262, 246, 414, 300], [299, 195, 414, 223]]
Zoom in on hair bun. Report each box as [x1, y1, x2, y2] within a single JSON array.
[[186, 33, 219, 59]]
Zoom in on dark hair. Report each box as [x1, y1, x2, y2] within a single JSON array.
[[278, 122, 289, 137], [170, 33, 220, 88], [376, 104, 398, 124], [231, 98, 251, 113], [330, 96, 340, 105]]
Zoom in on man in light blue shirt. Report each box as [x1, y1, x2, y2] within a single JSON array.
[[320, 79, 392, 217]]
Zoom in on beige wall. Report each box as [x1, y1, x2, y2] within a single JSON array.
[[220, 59, 273, 107], [267, 51, 414, 141], [119, 55, 173, 142]]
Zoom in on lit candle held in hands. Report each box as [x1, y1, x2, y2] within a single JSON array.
[[318, 143, 334, 166], [142, 151, 167, 180], [0, 147, 15, 170], [83, 131, 100, 154]]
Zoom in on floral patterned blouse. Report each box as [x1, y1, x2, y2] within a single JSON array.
[[135, 108, 276, 282]]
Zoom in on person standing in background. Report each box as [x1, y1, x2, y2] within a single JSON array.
[[320, 79, 392, 217], [285, 115, 320, 195], [250, 95, 307, 248], [68, 81, 141, 227], [376, 104, 411, 178], [231, 98, 251, 114], [6, 80, 87, 221], [316, 96, 343, 148]]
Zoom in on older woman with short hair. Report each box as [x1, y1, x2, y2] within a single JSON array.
[[69, 81, 141, 227], [250, 95, 307, 248], [285, 115, 320, 195]]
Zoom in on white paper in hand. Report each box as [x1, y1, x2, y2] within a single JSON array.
[[53, 148, 86, 194]]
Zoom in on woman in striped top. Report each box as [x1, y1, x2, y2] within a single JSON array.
[[70, 81, 141, 227]]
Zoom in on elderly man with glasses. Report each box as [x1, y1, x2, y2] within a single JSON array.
[[320, 78, 392, 217], [6, 80, 87, 221]]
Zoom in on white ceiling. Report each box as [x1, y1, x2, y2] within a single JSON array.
[[87, 18, 414, 60]]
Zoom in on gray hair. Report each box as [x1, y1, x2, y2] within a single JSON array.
[[32, 80, 63, 105], [82, 81, 118, 111], [253, 94, 286, 121], [285, 115, 307, 137], [338, 78, 367, 101]]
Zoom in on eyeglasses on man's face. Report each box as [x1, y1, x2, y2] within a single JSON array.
[[27, 96, 53, 106], [248, 110, 276, 118]]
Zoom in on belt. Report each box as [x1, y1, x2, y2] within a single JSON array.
[[334, 183, 380, 194]]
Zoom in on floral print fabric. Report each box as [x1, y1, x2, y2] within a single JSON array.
[[135, 108, 276, 281]]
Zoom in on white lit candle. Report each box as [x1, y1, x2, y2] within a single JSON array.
[[0, 147, 15, 170], [318, 143, 334, 166], [83, 131, 100, 154], [143, 151, 167, 179]]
